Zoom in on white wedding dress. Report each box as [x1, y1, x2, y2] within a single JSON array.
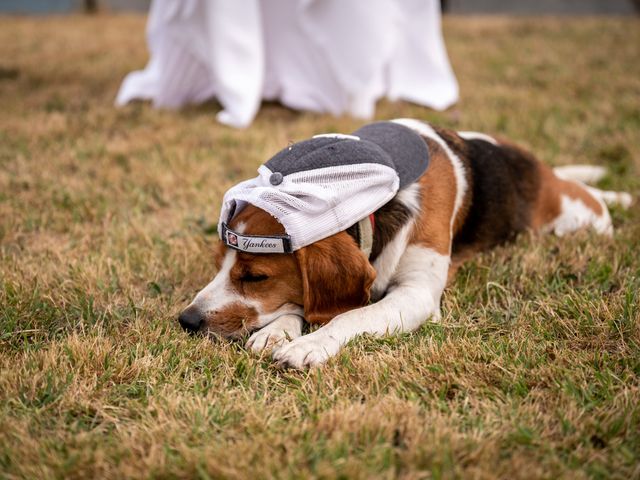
[[115, 0, 459, 128]]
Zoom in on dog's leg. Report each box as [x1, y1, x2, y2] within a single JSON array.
[[535, 165, 618, 237], [586, 186, 633, 210], [553, 165, 632, 209], [246, 314, 303, 353], [538, 165, 632, 237], [272, 245, 450, 369], [550, 192, 613, 237]]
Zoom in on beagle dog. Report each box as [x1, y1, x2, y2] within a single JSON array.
[[179, 118, 632, 369]]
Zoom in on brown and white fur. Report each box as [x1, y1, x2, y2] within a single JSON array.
[[179, 118, 632, 369]]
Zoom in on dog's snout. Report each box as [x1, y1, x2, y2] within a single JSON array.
[[178, 306, 204, 333]]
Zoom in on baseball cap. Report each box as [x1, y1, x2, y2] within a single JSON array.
[[219, 121, 429, 253]]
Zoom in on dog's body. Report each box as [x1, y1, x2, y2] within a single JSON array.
[[179, 119, 631, 369]]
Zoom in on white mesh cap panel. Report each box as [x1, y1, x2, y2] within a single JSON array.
[[219, 164, 399, 250]]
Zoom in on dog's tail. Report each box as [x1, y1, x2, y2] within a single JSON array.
[[553, 165, 607, 184]]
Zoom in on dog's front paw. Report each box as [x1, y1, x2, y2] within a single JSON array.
[[272, 333, 341, 369], [246, 328, 289, 353], [246, 315, 302, 353]]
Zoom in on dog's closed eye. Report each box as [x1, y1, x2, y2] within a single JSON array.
[[241, 273, 269, 283]]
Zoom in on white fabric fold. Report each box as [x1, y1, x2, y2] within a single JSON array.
[[116, 0, 459, 128]]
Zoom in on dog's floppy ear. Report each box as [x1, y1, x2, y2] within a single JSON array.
[[295, 232, 376, 325]]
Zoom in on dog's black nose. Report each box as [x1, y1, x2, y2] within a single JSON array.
[[178, 306, 204, 333]]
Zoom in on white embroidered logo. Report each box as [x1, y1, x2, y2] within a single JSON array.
[[241, 238, 279, 250]]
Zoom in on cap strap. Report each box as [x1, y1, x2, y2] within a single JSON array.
[[221, 222, 293, 254], [357, 214, 374, 258]]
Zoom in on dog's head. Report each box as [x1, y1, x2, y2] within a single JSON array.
[[179, 205, 376, 338]]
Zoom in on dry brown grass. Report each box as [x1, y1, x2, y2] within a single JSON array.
[[1, 14, 639, 479]]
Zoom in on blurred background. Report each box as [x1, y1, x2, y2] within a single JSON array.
[[3, 0, 638, 130], [1, 0, 639, 14]]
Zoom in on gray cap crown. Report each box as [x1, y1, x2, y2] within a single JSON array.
[[265, 121, 429, 189], [353, 121, 430, 188]]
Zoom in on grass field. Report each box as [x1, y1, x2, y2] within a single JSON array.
[[1, 14, 639, 479]]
